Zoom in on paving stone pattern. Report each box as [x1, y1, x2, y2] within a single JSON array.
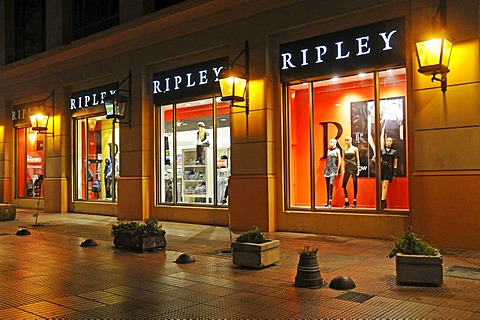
[[0, 209, 479, 319]]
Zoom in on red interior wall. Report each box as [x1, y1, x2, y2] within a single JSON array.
[[290, 76, 408, 209]]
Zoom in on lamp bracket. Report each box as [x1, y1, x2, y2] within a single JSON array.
[[431, 72, 447, 93], [107, 71, 132, 127], [230, 103, 249, 115], [36, 131, 54, 136], [230, 44, 248, 69]]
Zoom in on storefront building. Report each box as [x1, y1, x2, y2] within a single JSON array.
[[0, 0, 479, 250]]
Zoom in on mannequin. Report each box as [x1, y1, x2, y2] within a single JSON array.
[[380, 137, 398, 209], [196, 122, 209, 165], [323, 138, 342, 208], [104, 157, 112, 199], [341, 136, 360, 208]]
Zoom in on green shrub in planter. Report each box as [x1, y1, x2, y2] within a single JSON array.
[[232, 226, 279, 269], [388, 226, 439, 258], [111, 219, 166, 252], [235, 226, 268, 244], [388, 226, 442, 286]]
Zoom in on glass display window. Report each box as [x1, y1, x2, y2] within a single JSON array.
[[74, 116, 120, 201], [285, 68, 408, 211], [16, 127, 45, 198], [157, 97, 231, 206]]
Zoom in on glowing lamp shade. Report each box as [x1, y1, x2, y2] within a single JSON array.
[[219, 71, 247, 103], [104, 93, 127, 119], [29, 110, 50, 131], [415, 37, 453, 75]]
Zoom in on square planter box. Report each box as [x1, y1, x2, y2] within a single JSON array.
[[0, 204, 16, 221], [113, 234, 167, 252], [396, 253, 443, 286], [232, 239, 280, 269]]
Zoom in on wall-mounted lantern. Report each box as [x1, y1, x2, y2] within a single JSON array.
[[29, 90, 54, 134], [104, 93, 128, 119], [103, 70, 132, 126], [30, 110, 50, 132], [415, 37, 453, 93], [219, 41, 249, 115], [415, 0, 453, 93]]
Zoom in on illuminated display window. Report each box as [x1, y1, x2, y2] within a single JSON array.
[[16, 127, 45, 198], [286, 68, 408, 211], [157, 97, 231, 206], [74, 116, 120, 201]]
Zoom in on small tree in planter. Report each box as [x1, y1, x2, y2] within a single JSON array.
[[111, 219, 166, 252], [232, 226, 280, 269], [388, 226, 442, 286]]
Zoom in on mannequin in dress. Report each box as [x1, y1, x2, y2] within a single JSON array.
[[341, 136, 360, 208], [380, 137, 398, 209], [104, 157, 112, 199], [323, 138, 342, 208]]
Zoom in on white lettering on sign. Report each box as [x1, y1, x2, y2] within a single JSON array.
[[315, 46, 327, 63], [379, 30, 397, 50], [301, 49, 309, 66], [27, 155, 42, 163], [356, 36, 371, 56], [153, 66, 224, 94], [281, 28, 398, 70], [12, 106, 46, 121], [335, 41, 350, 59], [281, 53, 296, 70], [70, 90, 114, 110]]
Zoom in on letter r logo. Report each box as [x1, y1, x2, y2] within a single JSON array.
[[318, 121, 343, 159]]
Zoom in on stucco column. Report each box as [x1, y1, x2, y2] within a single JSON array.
[[228, 43, 276, 233], [117, 69, 150, 220], [43, 88, 70, 213], [0, 97, 13, 203]]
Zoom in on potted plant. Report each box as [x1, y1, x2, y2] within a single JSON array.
[[111, 219, 166, 252], [294, 245, 324, 288], [388, 226, 442, 286], [232, 226, 280, 269]]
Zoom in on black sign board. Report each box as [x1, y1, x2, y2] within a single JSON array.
[[280, 17, 405, 82], [152, 57, 229, 105], [70, 83, 118, 111]]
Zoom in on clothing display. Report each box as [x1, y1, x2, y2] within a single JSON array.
[[217, 168, 230, 204], [381, 147, 397, 182], [323, 149, 339, 177], [104, 157, 113, 198], [342, 152, 358, 199], [343, 153, 357, 172], [323, 148, 340, 207]]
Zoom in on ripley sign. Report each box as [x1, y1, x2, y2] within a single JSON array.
[[152, 57, 229, 105], [70, 83, 118, 110], [280, 17, 405, 82], [12, 103, 49, 127]]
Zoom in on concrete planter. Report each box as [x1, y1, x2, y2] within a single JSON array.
[[295, 253, 324, 288], [395, 253, 443, 286], [0, 204, 16, 221], [113, 234, 167, 252], [232, 239, 280, 269]]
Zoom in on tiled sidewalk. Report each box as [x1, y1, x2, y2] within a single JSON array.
[[0, 209, 479, 319]]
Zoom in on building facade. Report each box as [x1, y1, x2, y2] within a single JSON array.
[[0, 0, 479, 250]]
